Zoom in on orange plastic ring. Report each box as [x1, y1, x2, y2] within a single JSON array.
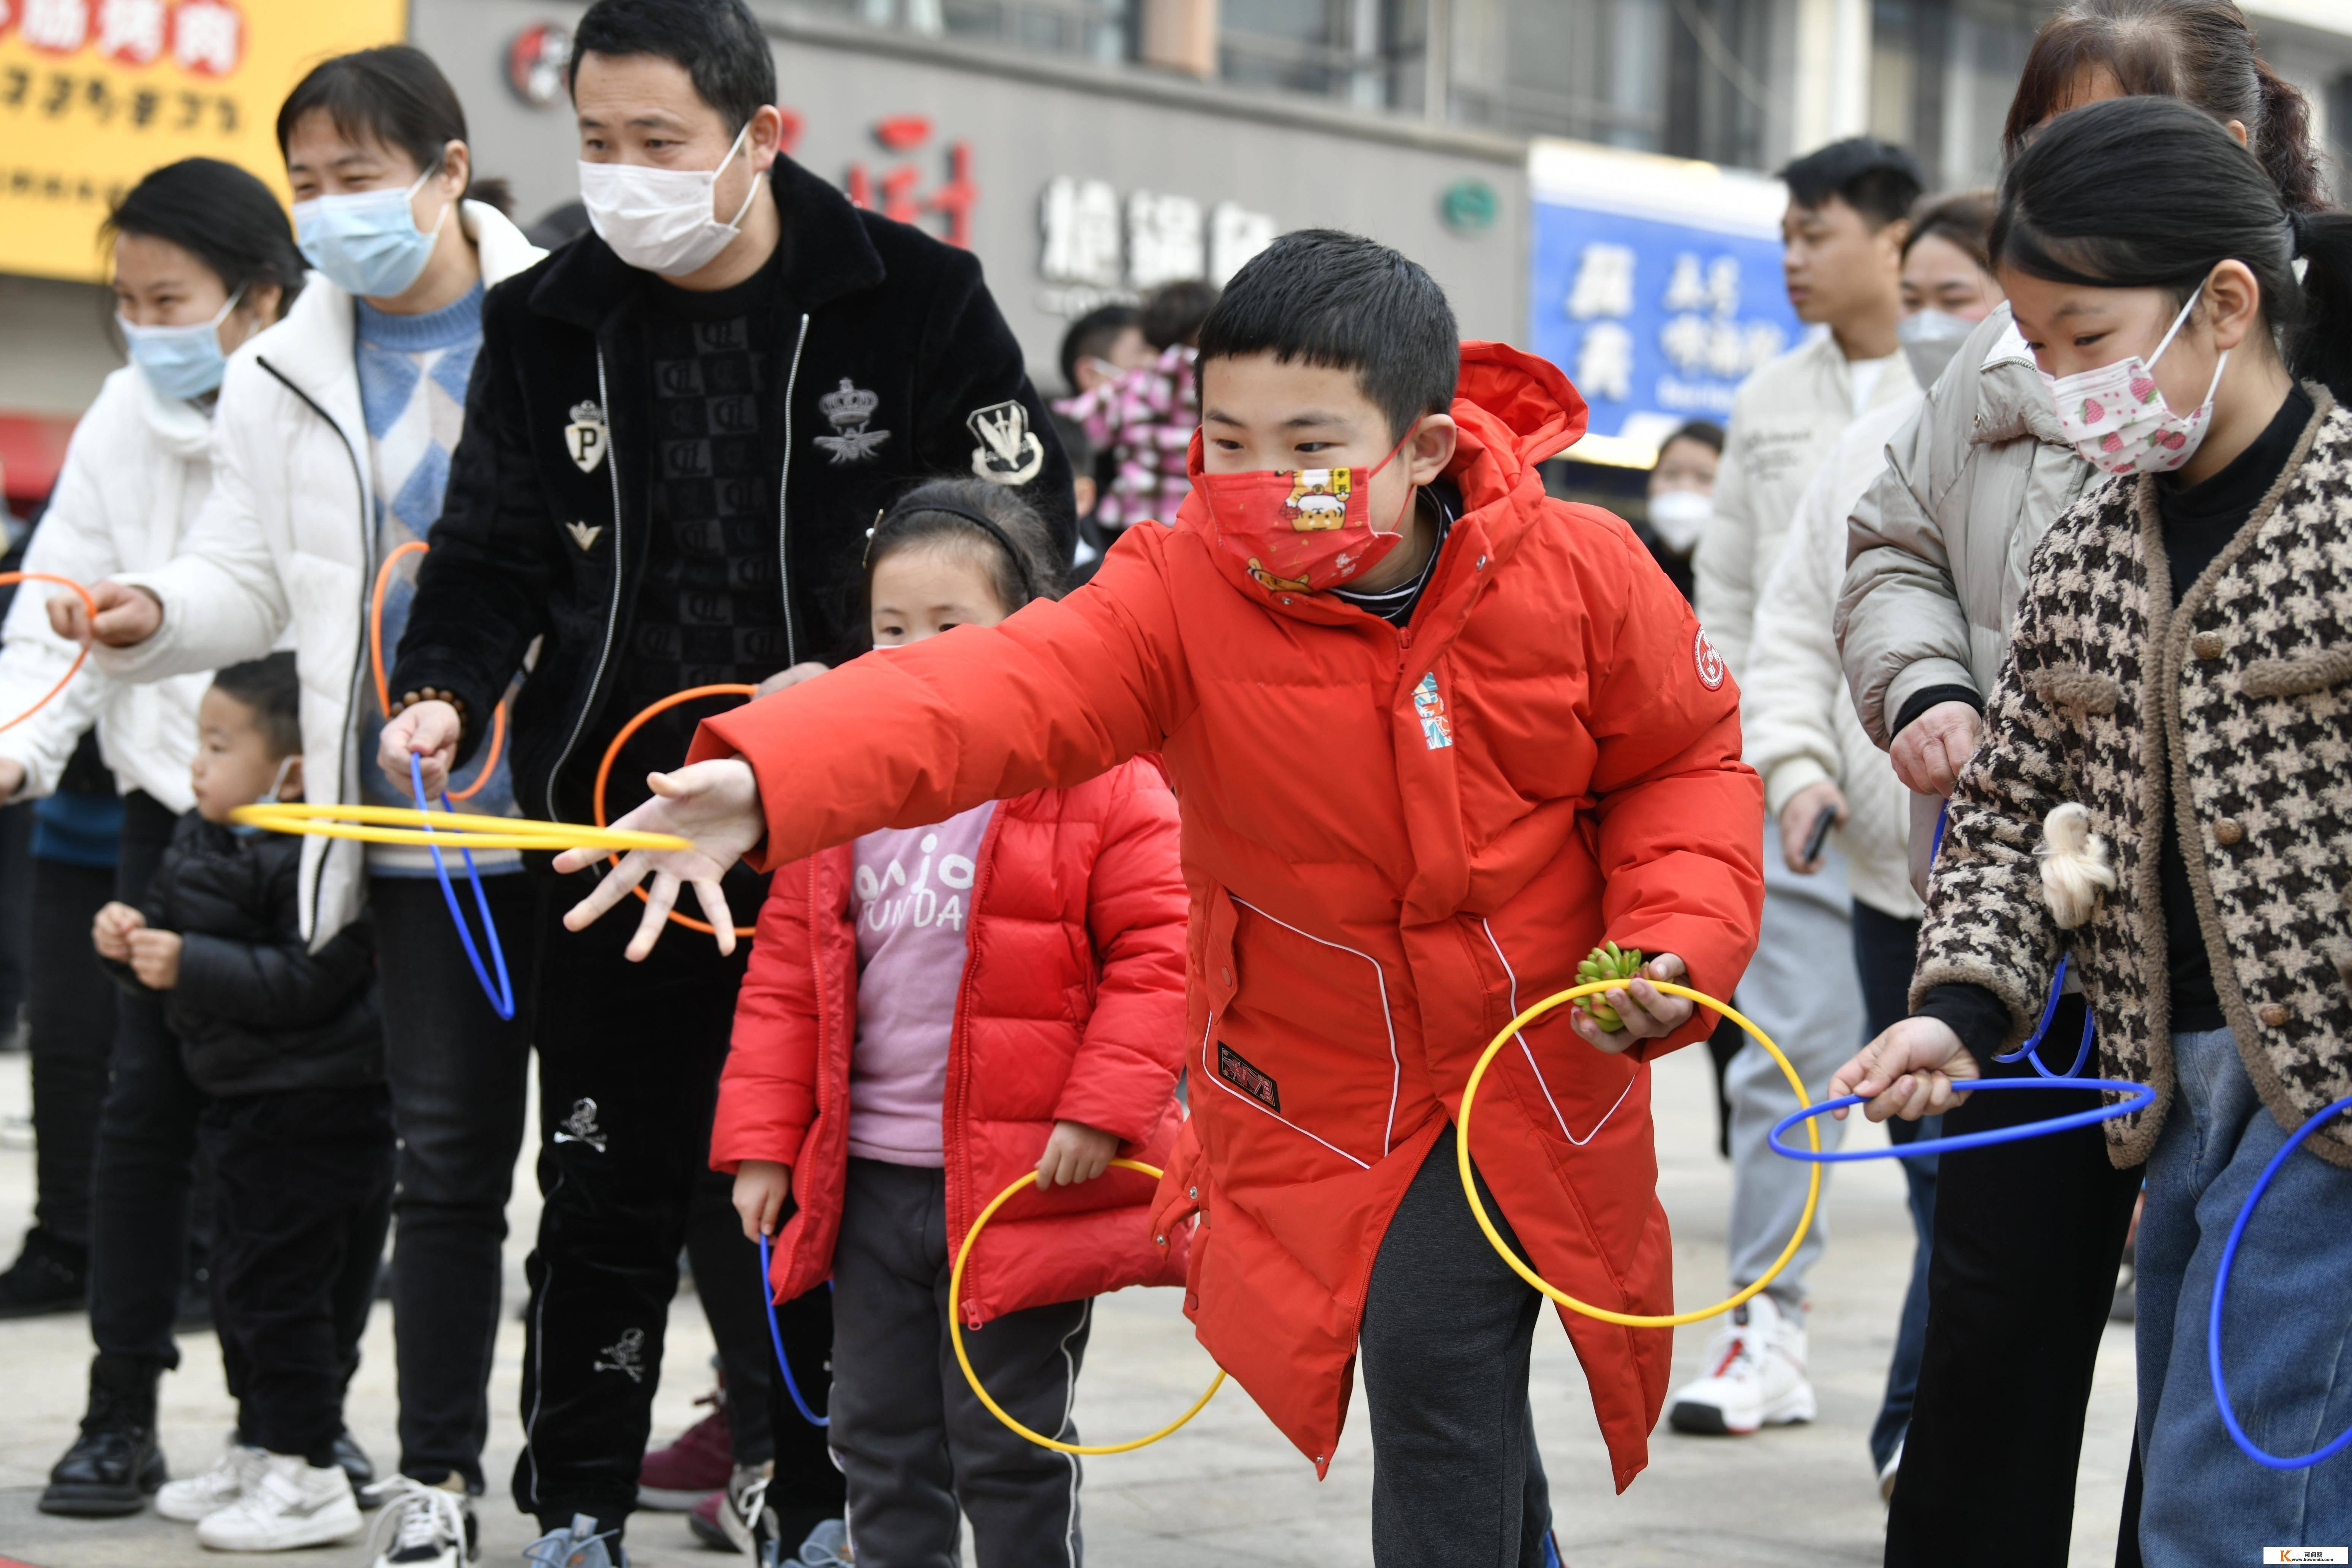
[[593, 684, 760, 937], [0, 573, 100, 735], [370, 541, 506, 803]]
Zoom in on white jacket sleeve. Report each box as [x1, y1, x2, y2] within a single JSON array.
[[98, 372, 291, 684], [1742, 456, 1847, 820], [0, 448, 122, 799], [1693, 423, 1758, 681]]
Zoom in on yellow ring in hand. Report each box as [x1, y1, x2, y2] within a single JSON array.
[[230, 801, 691, 854], [950, 1157, 1226, 1455], [1458, 979, 1819, 1328]]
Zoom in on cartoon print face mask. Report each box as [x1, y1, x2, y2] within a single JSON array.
[[1194, 423, 1421, 594], [2040, 290, 2227, 477]]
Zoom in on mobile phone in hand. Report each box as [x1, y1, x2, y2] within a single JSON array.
[[1802, 803, 1838, 866]]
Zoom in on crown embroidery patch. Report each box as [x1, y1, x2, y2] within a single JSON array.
[[813, 378, 890, 465]]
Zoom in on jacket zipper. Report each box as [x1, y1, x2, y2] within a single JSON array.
[[776, 313, 811, 665], [544, 349, 628, 824], [259, 359, 370, 926], [948, 801, 1007, 1326]]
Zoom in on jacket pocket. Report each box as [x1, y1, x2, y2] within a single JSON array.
[[2238, 647, 2352, 700], [2031, 663, 2122, 716]]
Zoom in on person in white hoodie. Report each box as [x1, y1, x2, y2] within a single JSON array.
[[8, 159, 305, 1515], [1673, 135, 1922, 1440], [52, 49, 546, 1564], [1743, 192, 2004, 1499]]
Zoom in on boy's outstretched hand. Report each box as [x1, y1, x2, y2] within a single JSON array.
[[1570, 953, 1694, 1052], [1828, 1016, 1981, 1122], [551, 758, 765, 961], [1036, 1119, 1119, 1189], [733, 1158, 792, 1242]]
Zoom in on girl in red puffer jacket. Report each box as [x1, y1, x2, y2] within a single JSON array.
[[712, 477, 1188, 1568]]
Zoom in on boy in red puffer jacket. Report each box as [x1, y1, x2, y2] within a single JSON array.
[[557, 231, 1764, 1568], [710, 478, 1187, 1568]]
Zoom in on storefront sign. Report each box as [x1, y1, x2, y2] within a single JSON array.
[[1037, 175, 1276, 316], [0, 0, 408, 283], [1526, 139, 1800, 467]]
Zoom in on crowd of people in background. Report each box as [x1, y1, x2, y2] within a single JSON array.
[[0, 0, 2345, 1565]]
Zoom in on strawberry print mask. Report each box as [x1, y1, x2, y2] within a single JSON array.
[[1196, 423, 1421, 595], [2040, 290, 2226, 477]]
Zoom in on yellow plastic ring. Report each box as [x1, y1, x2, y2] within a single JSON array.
[[1458, 979, 1819, 1327], [229, 801, 691, 854], [949, 1157, 1225, 1454]]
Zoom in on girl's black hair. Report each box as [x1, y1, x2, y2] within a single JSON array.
[[859, 477, 1065, 648], [1991, 95, 2352, 403], [103, 158, 304, 311], [2004, 0, 2324, 216], [275, 46, 511, 214]]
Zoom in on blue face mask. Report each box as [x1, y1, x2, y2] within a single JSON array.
[[293, 162, 449, 299], [118, 286, 243, 401]]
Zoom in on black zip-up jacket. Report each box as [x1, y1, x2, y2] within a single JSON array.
[[390, 156, 1073, 828], [109, 814, 380, 1098]]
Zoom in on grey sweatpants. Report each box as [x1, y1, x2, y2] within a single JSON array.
[[1359, 1124, 1555, 1568], [1723, 841, 1866, 1319], [832, 1158, 1092, 1568]]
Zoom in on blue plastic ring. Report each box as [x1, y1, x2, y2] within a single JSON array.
[[1767, 1076, 2154, 1162], [2207, 1093, 2352, 1470], [756, 1232, 830, 1427], [411, 752, 514, 1021]]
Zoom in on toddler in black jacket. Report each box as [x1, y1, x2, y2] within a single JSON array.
[[95, 654, 387, 1552]]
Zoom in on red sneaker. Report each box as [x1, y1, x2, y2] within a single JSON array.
[[638, 1396, 732, 1511]]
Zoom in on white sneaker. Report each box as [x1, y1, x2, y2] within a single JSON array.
[[156, 1440, 266, 1522], [368, 1475, 477, 1566], [1666, 1292, 1816, 1435], [194, 1451, 363, 1551]]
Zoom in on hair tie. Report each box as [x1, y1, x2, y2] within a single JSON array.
[[863, 501, 1038, 606], [2287, 207, 2314, 257]]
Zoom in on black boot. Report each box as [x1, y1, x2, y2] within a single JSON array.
[[40, 1353, 168, 1516], [0, 1227, 87, 1318]]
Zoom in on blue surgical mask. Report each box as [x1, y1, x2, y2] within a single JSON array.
[[293, 162, 449, 299], [118, 286, 243, 401]]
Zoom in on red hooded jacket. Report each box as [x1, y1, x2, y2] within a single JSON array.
[[693, 343, 1764, 1489], [710, 760, 1190, 1322]]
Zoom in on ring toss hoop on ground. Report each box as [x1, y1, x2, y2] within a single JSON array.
[[2209, 1092, 2352, 1470], [949, 1158, 1225, 1454], [0, 573, 99, 734], [1457, 980, 1822, 1328], [370, 541, 506, 803], [1766, 1076, 2155, 1163], [593, 684, 760, 939]]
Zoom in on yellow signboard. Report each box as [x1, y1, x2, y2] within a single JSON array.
[[0, 0, 409, 283]]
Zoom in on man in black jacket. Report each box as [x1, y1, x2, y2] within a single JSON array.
[[381, 1, 1070, 1557]]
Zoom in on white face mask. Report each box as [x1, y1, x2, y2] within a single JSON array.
[[2039, 290, 2227, 477], [1647, 487, 1712, 553], [1898, 308, 1976, 389], [578, 123, 757, 278]]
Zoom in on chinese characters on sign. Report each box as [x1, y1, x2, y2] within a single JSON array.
[[1037, 175, 1277, 316], [1528, 142, 1800, 463], [844, 114, 975, 249], [0, 0, 406, 283]]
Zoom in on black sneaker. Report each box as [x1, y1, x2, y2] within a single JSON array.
[[335, 1427, 379, 1502], [0, 1227, 87, 1318], [39, 1353, 168, 1517]]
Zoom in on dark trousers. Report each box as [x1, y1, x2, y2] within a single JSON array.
[[85, 790, 205, 1366], [1884, 993, 2145, 1568], [687, 1163, 775, 1466], [27, 855, 116, 1250], [512, 877, 786, 1534], [203, 1086, 393, 1459], [1851, 901, 1936, 1471], [371, 873, 538, 1492], [1359, 1125, 1553, 1568], [0, 798, 36, 1030], [828, 1159, 1083, 1568]]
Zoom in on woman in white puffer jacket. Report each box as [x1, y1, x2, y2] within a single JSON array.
[[1743, 190, 2002, 1498]]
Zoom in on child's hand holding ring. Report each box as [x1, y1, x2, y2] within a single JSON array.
[[733, 1159, 792, 1241], [1036, 1120, 1119, 1189], [1571, 953, 1693, 1052]]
